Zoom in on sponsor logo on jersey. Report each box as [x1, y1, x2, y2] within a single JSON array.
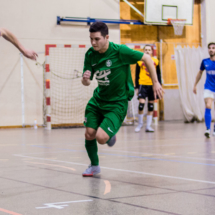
[[108, 127, 114, 133], [92, 63, 97, 66], [207, 70, 215, 75], [106, 60, 112, 67], [95, 69, 111, 86]]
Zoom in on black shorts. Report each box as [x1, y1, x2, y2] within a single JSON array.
[[138, 85, 156, 101]]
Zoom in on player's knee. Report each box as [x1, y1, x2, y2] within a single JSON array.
[[148, 103, 154, 112], [139, 103, 145, 111], [96, 134, 108, 145], [205, 103, 212, 109], [85, 131, 96, 140]]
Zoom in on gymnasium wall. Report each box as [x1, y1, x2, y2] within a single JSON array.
[[202, 0, 215, 45], [0, 0, 120, 126], [120, 0, 201, 87], [120, 0, 201, 121]]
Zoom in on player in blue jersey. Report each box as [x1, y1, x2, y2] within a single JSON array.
[[193, 42, 215, 138]]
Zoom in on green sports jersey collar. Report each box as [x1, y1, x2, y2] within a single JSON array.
[[93, 42, 112, 56], [91, 42, 113, 67]]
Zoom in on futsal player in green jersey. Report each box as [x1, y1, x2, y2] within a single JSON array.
[[82, 22, 163, 176]]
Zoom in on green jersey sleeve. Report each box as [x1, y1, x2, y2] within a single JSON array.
[[83, 52, 94, 80], [119, 45, 144, 65]]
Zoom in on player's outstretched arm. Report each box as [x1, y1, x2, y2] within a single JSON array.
[[141, 54, 164, 99], [82, 70, 91, 86], [0, 28, 38, 60], [193, 70, 203, 94]]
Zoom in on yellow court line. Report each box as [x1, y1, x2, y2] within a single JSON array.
[[15, 154, 215, 185], [0, 159, 9, 162], [25, 161, 76, 171], [142, 154, 153, 157], [116, 137, 204, 144], [0, 144, 18, 146], [22, 158, 34, 160], [26, 144, 46, 146], [104, 180, 111, 195], [24, 157, 57, 160]]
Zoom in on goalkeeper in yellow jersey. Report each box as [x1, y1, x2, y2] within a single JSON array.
[[135, 45, 162, 133]]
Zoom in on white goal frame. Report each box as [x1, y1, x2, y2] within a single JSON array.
[[44, 44, 159, 130]]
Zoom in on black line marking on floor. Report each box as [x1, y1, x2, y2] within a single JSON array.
[[108, 199, 182, 215], [188, 186, 215, 192], [28, 165, 215, 199], [108, 192, 177, 200], [0, 175, 182, 215]]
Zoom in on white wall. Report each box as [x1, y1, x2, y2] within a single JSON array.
[[164, 89, 184, 121], [0, 0, 120, 126], [201, 0, 215, 46]]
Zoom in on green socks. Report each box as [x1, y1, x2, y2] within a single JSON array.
[[85, 139, 99, 166]]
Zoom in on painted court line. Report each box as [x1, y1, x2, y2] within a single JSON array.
[[36, 199, 93, 209], [28, 145, 215, 166], [28, 144, 215, 165], [0, 144, 18, 146], [0, 208, 22, 215], [113, 141, 215, 149], [101, 148, 215, 162], [25, 161, 76, 171], [14, 154, 215, 185], [28, 148, 215, 162], [141, 154, 153, 157], [24, 151, 69, 154]]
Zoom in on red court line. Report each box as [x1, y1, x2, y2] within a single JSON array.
[[0, 208, 22, 215]]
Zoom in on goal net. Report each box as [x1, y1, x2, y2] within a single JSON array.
[[43, 44, 158, 129], [44, 44, 97, 128]]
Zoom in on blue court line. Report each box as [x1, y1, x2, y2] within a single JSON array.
[[30, 145, 215, 167], [30, 145, 50, 148]]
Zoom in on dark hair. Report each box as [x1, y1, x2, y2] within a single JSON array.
[[89, 22, 108, 37], [144, 44, 154, 53], [208, 42, 215, 48], [144, 44, 152, 50]]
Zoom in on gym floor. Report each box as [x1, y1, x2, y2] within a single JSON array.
[[0, 121, 214, 215]]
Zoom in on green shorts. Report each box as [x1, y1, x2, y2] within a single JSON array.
[[84, 97, 128, 138]]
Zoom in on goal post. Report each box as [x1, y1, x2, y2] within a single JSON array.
[[43, 44, 159, 130], [44, 44, 97, 129]]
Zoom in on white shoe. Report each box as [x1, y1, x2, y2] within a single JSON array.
[[82, 165, 101, 177], [204, 129, 210, 138], [145, 126, 154, 132], [135, 124, 143, 132]]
